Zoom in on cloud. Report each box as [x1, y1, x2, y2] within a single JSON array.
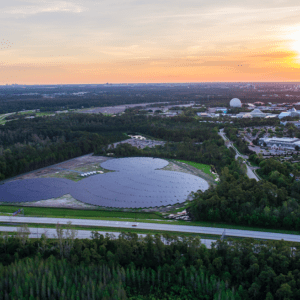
[[4, 1, 86, 15], [136, 5, 300, 21], [249, 51, 296, 59]]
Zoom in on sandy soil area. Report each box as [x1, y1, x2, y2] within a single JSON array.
[[13, 154, 111, 181], [13, 194, 95, 209]]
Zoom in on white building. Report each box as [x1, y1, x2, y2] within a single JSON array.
[[250, 109, 266, 118], [278, 108, 300, 119], [129, 135, 146, 140], [230, 98, 242, 108], [259, 137, 300, 150], [236, 112, 252, 118]]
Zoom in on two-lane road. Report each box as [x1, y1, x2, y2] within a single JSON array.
[[219, 129, 259, 181]]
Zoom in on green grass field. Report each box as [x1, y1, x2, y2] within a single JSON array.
[[36, 112, 55, 117], [176, 160, 214, 176], [44, 172, 82, 182], [0, 205, 163, 220]]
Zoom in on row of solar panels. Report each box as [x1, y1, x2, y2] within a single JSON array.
[[80, 171, 99, 177]]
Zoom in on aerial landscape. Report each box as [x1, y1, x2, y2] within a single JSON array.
[[1, 0, 300, 299]]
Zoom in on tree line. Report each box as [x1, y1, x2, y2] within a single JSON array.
[[187, 157, 300, 230], [3, 229, 300, 299], [0, 113, 229, 179], [101, 141, 234, 173]]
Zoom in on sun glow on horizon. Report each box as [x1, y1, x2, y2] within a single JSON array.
[[287, 26, 300, 62]]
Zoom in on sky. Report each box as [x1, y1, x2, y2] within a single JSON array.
[[0, 0, 300, 84]]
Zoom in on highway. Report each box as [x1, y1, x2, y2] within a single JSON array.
[[0, 226, 215, 248], [1, 216, 300, 242], [219, 129, 259, 181]]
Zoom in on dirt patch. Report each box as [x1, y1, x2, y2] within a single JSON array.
[[170, 160, 216, 186], [11, 155, 112, 181], [162, 160, 216, 186], [161, 161, 191, 173], [10, 194, 96, 209]]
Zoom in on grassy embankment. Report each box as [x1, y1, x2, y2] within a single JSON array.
[[0, 114, 12, 125], [0, 206, 162, 220], [175, 160, 217, 179], [0, 111, 56, 125]]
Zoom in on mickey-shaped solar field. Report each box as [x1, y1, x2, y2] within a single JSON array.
[[0, 157, 209, 208]]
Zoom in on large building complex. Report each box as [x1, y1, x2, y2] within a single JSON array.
[[250, 109, 266, 118], [278, 108, 300, 119], [259, 137, 300, 150]]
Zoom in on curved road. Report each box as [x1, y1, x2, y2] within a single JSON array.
[[1, 216, 300, 242], [219, 129, 259, 181]]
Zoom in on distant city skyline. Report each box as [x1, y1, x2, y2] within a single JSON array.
[[0, 0, 300, 84]]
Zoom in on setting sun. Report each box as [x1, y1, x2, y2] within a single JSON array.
[[287, 26, 300, 61]]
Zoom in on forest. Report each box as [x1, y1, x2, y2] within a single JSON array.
[[228, 118, 280, 128], [187, 156, 300, 230], [0, 86, 178, 114], [1, 230, 300, 299], [0, 113, 231, 179], [0, 114, 128, 180]]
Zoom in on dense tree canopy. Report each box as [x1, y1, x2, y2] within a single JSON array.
[[1, 231, 300, 299], [187, 157, 300, 230], [0, 113, 229, 179]]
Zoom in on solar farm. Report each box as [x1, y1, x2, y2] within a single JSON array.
[[0, 157, 209, 208]]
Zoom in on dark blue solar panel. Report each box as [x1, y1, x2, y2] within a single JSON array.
[[0, 157, 209, 208]]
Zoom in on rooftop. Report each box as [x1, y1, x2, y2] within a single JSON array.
[[261, 137, 299, 143]]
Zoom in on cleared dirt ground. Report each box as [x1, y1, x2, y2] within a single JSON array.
[[6, 194, 95, 209], [13, 154, 112, 181]]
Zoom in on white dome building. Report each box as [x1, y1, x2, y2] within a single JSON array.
[[230, 98, 242, 108], [250, 109, 266, 118]]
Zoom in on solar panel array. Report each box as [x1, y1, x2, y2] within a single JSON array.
[[0, 157, 209, 208], [0, 178, 75, 203]]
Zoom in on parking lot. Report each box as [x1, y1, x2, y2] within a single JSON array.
[[110, 138, 165, 149]]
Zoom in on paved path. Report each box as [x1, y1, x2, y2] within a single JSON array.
[[0, 226, 215, 248], [219, 129, 259, 181], [1, 216, 300, 242]]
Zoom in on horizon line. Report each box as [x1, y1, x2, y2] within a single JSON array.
[[1, 81, 300, 86]]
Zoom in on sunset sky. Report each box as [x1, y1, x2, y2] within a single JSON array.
[[1, 0, 300, 84]]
